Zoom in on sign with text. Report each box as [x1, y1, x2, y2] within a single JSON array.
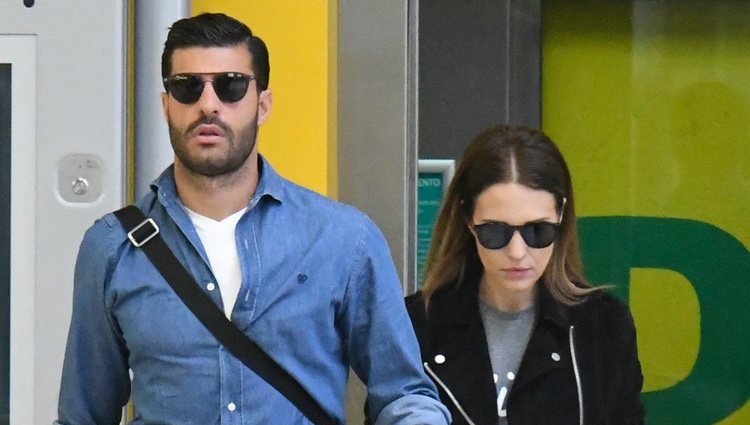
[[416, 160, 454, 290]]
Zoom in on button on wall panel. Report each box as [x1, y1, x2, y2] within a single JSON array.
[[57, 154, 103, 203]]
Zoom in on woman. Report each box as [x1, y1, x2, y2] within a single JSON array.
[[411, 125, 644, 424]]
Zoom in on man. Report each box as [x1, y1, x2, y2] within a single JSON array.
[[56, 13, 450, 425]]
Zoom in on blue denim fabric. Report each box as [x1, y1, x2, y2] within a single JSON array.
[[56, 158, 450, 425]]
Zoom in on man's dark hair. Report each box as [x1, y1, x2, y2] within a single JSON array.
[[161, 12, 270, 91]]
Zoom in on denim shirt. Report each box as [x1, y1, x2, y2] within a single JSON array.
[[56, 158, 450, 425]]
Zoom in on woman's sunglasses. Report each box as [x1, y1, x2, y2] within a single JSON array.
[[471, 221, 560, 249], [470, 197, 567, 250], [163, 72, 255, 104]]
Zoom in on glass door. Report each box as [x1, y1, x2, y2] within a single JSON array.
[[543, 1, 750, 423]]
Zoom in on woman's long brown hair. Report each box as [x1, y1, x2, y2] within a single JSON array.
[[422, 125, 600, 305]]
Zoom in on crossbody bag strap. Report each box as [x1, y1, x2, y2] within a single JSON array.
[[114, 205, 338, 425]]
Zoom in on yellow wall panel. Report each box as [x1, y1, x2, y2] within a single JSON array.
[[630, 268, 699, 392]]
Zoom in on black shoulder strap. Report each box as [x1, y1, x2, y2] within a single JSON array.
[[113, 205, 337, 425]]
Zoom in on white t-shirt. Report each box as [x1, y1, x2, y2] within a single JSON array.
[[186, 207, 246, 318]]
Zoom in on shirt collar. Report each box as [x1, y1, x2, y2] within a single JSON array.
[[149, 154, 285, 209], [536, 281, 571, 330], [252, 155, 285, 205]]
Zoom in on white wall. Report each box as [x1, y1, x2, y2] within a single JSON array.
[[0, 2, 126, 423]]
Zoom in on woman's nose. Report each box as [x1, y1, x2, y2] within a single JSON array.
[[504, 231, 527, 259]]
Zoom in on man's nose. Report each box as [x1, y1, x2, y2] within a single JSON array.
[[196, 81, 221, 115]]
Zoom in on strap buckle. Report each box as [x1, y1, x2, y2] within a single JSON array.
[[127, 218, 160, 247]]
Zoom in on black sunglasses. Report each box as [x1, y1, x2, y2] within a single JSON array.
[[471, 221, 560, 249], [163, 72, 255, 104]]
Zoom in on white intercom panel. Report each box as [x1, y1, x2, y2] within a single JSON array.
[[0, 1, 126, 423]]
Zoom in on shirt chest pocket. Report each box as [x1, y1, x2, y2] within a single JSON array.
[[112, 276, 218, 361]]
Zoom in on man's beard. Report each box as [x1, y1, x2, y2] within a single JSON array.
[[168, 112, 258, 178]]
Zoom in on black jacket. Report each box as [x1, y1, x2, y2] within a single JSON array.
[[407, 279, 645, 425]]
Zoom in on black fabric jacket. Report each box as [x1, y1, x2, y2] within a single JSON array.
[[407, 279, 645, 425]]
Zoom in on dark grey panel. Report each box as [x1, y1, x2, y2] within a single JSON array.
[[419, 0, 507, 160], [0, 63, 10, 425], [508, 0, 541, 126], [418, 0, 540, 161]]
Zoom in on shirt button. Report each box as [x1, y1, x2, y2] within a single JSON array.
[[227, 402, 236, 412], [207, 282, 216, 291], [434, 354, 446, 364], [551, 352, 561, 361]]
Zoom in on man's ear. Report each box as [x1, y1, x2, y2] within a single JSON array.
[[257, 88, 272, 125], [161, 92, 170, 122]]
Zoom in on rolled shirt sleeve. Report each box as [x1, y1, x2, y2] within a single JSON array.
[[342, 216, 451, 425]]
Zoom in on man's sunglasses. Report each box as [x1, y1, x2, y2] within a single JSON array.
[[471, 221, 560, 250], [163, 72, 255, 104]]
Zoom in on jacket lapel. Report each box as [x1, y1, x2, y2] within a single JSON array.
[[424, 283, 499, 425], [512, 284, 571, 393]]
